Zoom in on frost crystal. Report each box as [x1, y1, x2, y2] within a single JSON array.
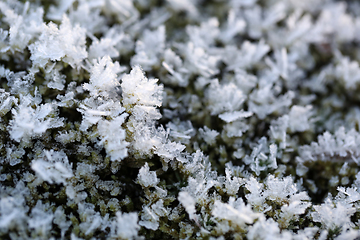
[[178, 191, 197, 221], [0, 89, 16, 116], [288, 105, 313, 133], [131, 26, 166, 71], [137, 163, 159, 188], [97, 115, 129, 161], [31, 150, 73, 184], [298, 127, 360, 163], [9, 99, 64, 143], [29, 15, 87, 68], [115, 212, 141, 239], [312, 197, 356, 230], [121, 66, 163, 109], [212, 197, 259, 229], [139, 200, 168, 230], [205, 80, 245, 115], [83, 56, 125, 98]]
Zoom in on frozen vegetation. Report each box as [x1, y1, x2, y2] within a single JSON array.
[[2, 0, 360, 239]]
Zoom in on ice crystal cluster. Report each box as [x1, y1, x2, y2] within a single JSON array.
[[3, 0, 360, 239]]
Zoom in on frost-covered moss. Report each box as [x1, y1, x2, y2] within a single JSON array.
[[2, 0, 360, 239]]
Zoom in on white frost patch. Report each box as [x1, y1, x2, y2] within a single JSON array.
[[31, 150, 73, 184]]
